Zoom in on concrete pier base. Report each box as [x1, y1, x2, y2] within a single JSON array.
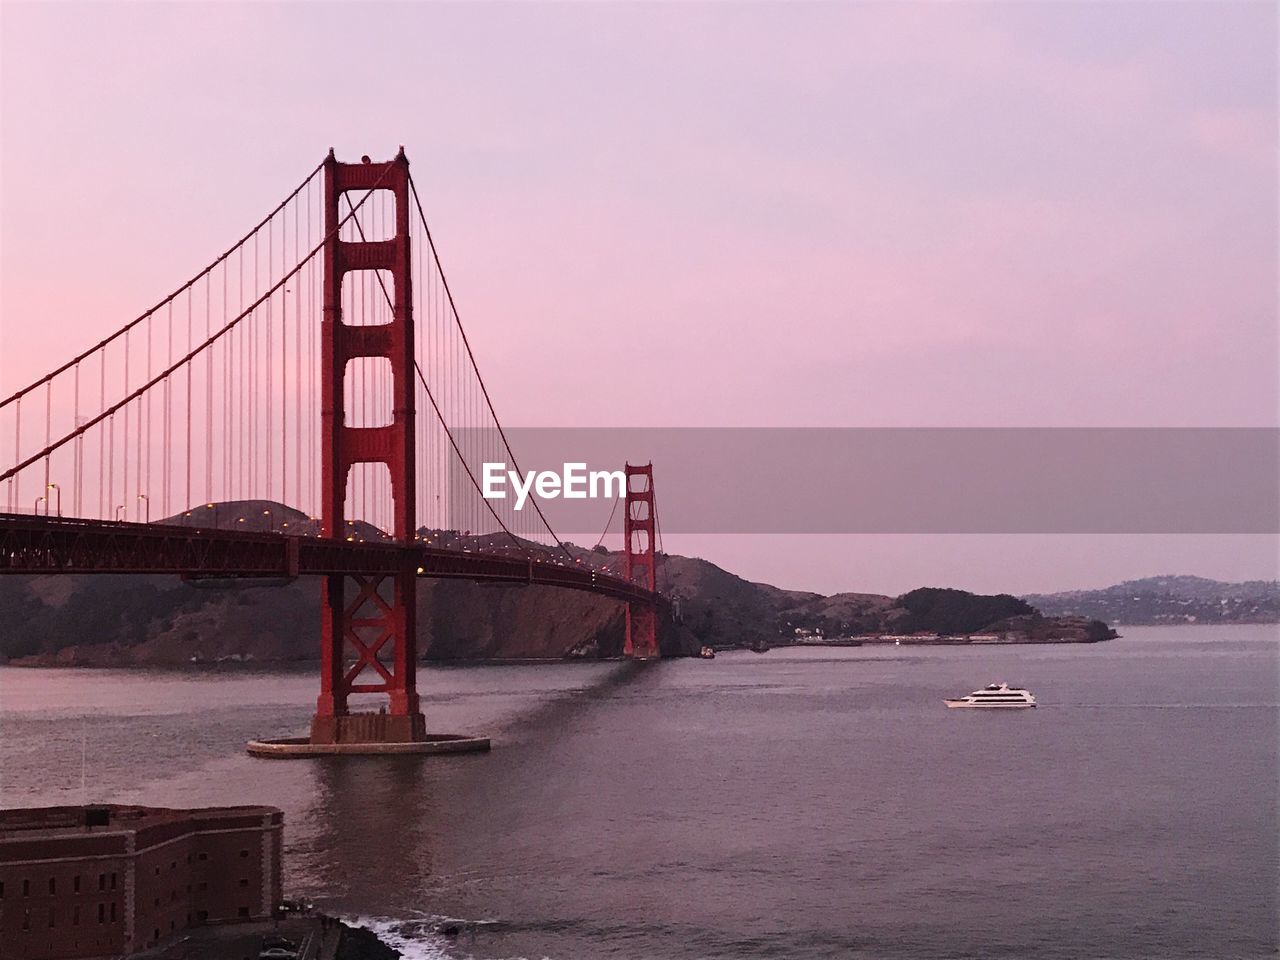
[[309, 710, 428, 745], [246, 733, 491, 758]]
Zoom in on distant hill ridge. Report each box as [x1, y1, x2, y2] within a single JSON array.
[[1024, 575, 1280, 625]]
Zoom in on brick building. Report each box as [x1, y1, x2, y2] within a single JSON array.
[[0, 804, 283, 959]]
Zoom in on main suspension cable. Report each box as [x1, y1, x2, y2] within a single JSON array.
[[407, 173, 574, 563], [340, 200, 530, 557], [1, 165, 393, 484], [0, 159, 326, 411], [593, 494, 621, 552]]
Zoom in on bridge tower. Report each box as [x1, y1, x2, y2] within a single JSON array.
[[311, 148, 425, 744], [623, 462, 658, 658]]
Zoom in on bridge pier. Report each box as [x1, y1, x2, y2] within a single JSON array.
[[309, 711, 427, 745], [311, 570, 426, 744], [625, 603, 658, 659]]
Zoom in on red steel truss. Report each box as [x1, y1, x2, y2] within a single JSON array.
[[0, 513, 661, 605]]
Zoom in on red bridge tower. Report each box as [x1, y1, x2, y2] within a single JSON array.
[[312, 149, 425, 744], [623, 462, 658, 658]]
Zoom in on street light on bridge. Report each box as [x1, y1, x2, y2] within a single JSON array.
[[47, 483, 61, 517], [137, 493, 149, 523]]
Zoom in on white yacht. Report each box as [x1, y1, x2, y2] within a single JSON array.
[[944, 682, 1037, 709]]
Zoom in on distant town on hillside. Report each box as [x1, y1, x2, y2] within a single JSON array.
[[1023, 576, 1280, 626]]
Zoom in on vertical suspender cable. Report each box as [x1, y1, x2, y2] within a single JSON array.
[[267, 218, 274, 503], [186, 288, 193, 511], [43, 381, 51, 504], [122, 332, 130, 516], [280, 207, 288, 514], [7, 399, 15, 512], [307, 179, 316, 518], [164, 304, 172, 516], [252, 232, 259, 499], [206, 273, 213, 504], [240, 247, 246, 500], [98, 351, 105, 518], [223, 260, 230, 499], [145, 315, 152, 515], [73, 363, 81, 516], [295, 192, 303, 514], [107, 412, 114, 520]]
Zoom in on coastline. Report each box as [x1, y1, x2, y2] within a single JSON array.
[[132, 912, 402, 960], [8, 620, 1279, 671], [786, 632, 1118, 647]]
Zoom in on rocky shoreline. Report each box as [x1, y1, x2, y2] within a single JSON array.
[[336, 921, 402, 960]]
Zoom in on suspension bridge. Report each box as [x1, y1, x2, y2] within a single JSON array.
[[0, 148, 664, 750]]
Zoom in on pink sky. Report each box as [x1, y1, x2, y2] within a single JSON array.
[[1, 2, 1276, 594]]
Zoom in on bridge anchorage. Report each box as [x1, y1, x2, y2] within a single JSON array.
[[0, 146, 666, 758]]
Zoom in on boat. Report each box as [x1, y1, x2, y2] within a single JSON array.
[[944, 682, 1036, 709], [698, 646, 715, 659]]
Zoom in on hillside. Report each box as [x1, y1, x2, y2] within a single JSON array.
[[0, 500, 1117, 666], [1024, 576, 1280, 625]]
